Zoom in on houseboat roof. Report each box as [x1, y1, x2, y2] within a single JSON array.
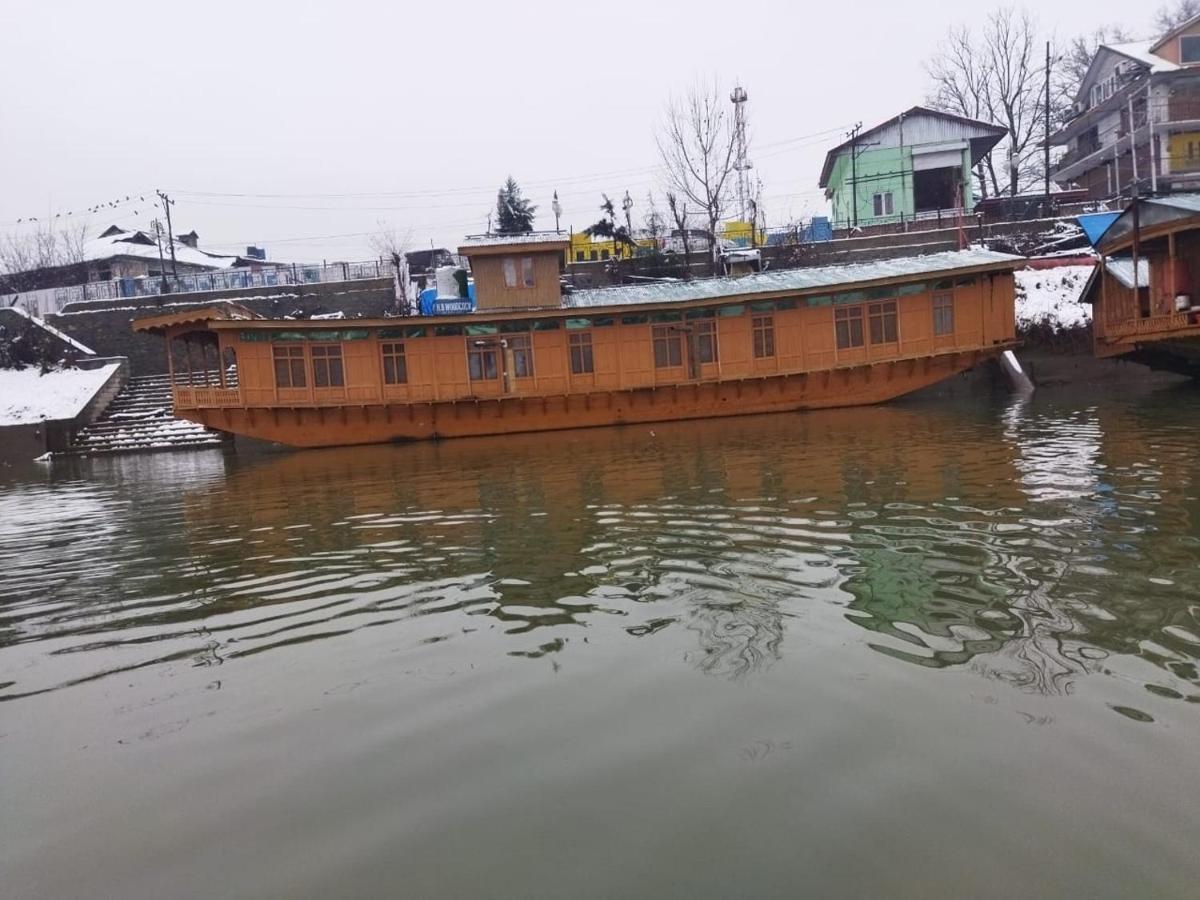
[[459, 232, 571, 256], [133, 302, 261, 335], [1099, 194, 1200, 251], [566, 248, 1023, 310]]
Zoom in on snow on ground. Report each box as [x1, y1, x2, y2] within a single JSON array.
[[1015, 265, 1094, 330], [0, 364, 119, 426]]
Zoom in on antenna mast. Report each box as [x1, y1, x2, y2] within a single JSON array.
[[731, 84, 752, 222]]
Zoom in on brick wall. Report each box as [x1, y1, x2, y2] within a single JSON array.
[[47, 278, 396, 375]]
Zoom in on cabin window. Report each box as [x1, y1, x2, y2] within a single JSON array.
[[868, 301, 898, 344], [872, 192, 894, 217], [752, 315, 775, 358], [835, 306, 865, 349], [696, 320, 718, 364], [311, 344, 344, 388], [933, 292, 955, 336], [468, 341, 500, 380], [273, 345, 306, 388], [509, 334, 534, 377], [382, 342, 407, 384], [503, 258, 518, 288], [1183, 35, 1200, 63], [652, 325, 684, 368], [522, 257, 536, 288], [569, 332, 594, 374]]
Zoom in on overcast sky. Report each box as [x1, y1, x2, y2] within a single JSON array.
[[0, 0, 1154, 263]]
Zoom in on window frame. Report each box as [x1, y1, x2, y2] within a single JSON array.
[[381, 341, 408, 385], [835, 306, 865, 350], [652, 324, 684, 368], [872, 192, 894, 217], [867, 300, 898, 345], [502, 257, 518, 288], [568, 331, 594, 375], [508, 333, 534, 378], [272, 345, 307, 389], [1182, 35, 1200, 64], [695, 319, 719, 364], [752, 314, 776, 358], [932, 292, 955, 336], [521, 256, 535, 288], [309, 343, 345, 388], [467, 340, 501, 381]]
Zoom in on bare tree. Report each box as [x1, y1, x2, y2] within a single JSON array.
[[1155, 0, 1200, 34], [0, 221, 90, 294], [643, 191, 667, 246], [658, 80, 738, 271], [927, 8, 1047, 197], [369, 221, 413, 313], [665, 192, 693, 279]]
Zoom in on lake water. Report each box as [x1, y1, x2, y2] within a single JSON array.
[[2, 389, 1200, 899]]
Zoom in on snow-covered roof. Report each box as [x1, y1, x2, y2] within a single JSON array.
[[1099, 194, 1200, 249], [81, 226, 241, 270], [1106, 258, 1151, 289], [460, 232, 570, 250], [566, 248, 1023, 310], [3, 305, 95, 355], [1106, 40, 1179, 74], [0, 363, 120, 426]]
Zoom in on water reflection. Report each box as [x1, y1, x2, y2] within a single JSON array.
[[2, 395, 1199, 706]]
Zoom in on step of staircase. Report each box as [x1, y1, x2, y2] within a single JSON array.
[[65, 371, 233, 456]]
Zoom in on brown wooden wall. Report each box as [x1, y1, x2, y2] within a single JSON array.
[[472, 251, 563, 310], [219, 272, 1014, 409]]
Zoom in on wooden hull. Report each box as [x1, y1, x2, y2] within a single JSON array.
[[180, 350, 998, 448]]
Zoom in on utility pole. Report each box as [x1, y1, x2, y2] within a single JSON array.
[[156, 190, 178, 277], [847, 122, 863, 229], [1129, 96, 1139, 195], [1044, 40, 1052, 203]]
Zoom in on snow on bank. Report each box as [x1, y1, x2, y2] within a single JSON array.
[[0, 364, 120, 426], [1015, 265, 1094, 330]]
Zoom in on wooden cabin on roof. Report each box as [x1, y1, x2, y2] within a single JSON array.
[[1082, 194, 1200, 375], [458, 232, 570, 311]]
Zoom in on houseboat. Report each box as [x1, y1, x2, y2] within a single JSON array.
[[134, 233, 1022, 448], [1082, 194, 1200, 376]]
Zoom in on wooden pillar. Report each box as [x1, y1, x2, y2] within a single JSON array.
[[1169, 231, 1178, 303], [185, 339, 194, 386], [202, 342, 211, 386], [217, 340, 227, 390], [166, 328, 176, 384]]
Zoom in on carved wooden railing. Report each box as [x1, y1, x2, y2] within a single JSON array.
[[1105, 313, 1195, 340], [174, 386, 242, 409]]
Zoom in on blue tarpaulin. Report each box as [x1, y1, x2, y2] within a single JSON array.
[[1077, 212, 1120, 246]]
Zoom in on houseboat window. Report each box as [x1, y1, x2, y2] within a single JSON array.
[[621, 313, 649, 325], [1183, 35, 1200, 63], [752, 315, 775, 358], [510, 334, 534, 377], [775, 298, 798, 311], [685, 308, 715, 320], [569, 332, 594, 375], [933, 279, 954, 291], [955, 276, 977, 288], [898, 282, 926, 296], [522, 257, 536, 288], [750, 300, 774, 313], [719, 304, 745, 317], [652, 325, 684, 368], [835, 307, 865, 349], [468, 342, 500, 380], [933, 293, 955, 335], [873, 192, 894, 217], [380, 326, 425, 339], [651, 311, 683, 323], [466, 323, 499, 336], [531, 319, 561, 330], [868, 301, 898, 344], [273, 345, 306, 388], [566, 318, 592, 329], [806, 296, 832, 308], [696, 320, 718, 364], [382, 342, 408, 384], [500, 321, 531, 333], [503, 258, 518, 288], [592, 316, 614, 327], [311, 344, 345, 388], [435, 325, 465, 337]]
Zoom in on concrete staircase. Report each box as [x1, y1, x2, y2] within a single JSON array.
[[67, 373, 230, 455]]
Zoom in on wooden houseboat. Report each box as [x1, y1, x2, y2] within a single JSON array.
[[134, 233, 1021, 448], [1083, 194, 1200, 376]]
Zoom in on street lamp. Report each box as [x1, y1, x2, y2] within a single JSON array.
[[552, 191, 563, 233]]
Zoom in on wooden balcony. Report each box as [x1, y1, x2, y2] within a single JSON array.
[[174, 386, 243, 409]]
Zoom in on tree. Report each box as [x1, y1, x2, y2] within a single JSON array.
[[369, 221, 413, 313], [493, 176, 537, 234], [665, 192, 693, 279], [926, 8, 1047, 197], [1155, 0, 1200, 33], [583, 194, 638, 257], [0, 221, 89, 294], [658, 79, 738, 270]]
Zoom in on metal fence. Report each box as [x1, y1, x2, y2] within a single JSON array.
[[4, 260, 391, 319]]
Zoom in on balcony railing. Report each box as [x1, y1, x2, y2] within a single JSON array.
[[174, 386, 243, 409]]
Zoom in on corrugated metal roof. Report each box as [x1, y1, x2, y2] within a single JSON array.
[[565, 248, 1023, 310], [1147, 194, 1200, 213], [1106, 258, 1151, 289]]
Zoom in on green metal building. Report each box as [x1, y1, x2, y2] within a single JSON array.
[[818, 106, 1006, 229]]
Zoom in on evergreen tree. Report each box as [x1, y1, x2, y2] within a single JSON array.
[[493, 177, 537, 234]]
